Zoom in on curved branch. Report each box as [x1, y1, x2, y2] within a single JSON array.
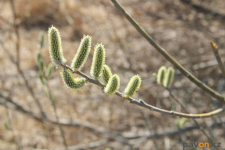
[[57, 61, 225, 119], [110, 0, 225, 103]]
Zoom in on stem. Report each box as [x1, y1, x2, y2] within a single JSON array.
[[110, 0, 225, 103], [210, 41, 225, 78], [166, 88, 218, 150], [57, 61, 225, 119], [46, 83, 69, 150]]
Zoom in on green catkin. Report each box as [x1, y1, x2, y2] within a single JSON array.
[[102, 65, 112, 85], [60, 68, 87, 90], [48, 26, 65, 68], [123, 75, 141, 98], [90, 44, 106, 79], [157, 66, 166, 85], [71, 35, 92, 71], [163, 67, 175, 88], [104, 74, 120, 95]]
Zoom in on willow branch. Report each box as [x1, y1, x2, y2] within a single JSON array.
[[167, 88, 218, 149], [110, 0, 225, 103], [210, 41, 225, 78], [57, 61, 225, 119]]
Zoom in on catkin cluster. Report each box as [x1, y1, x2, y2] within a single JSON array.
[[48, 26, 142, 98], [156, 66, 175, 88]]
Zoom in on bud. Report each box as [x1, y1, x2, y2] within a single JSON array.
[[60, 68, 87, 90], [48, 26, 65, 68], [157, 66, 166, 85], [163, 67, 175, 88], [39, 32, 44, 49], [71, 35, 92, 71], [123, 75, 141, 98], [90, 44, 106, 80], [102, 65, 112, 85], [104, 74, 120, 95]]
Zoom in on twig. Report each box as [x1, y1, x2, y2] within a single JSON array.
[[210, 41, 225, 78], [57, 61, 225, 119], [0, 94, 105, 134], [0, 40, 46, 118], [166, 88, 218, 150], [110, 0, 225, 103], [9, 0, 20, 69], [45, 84, 69, 150], [3, 100, 22, 150], [24, 139, 108, 150], [1, 94, 225, 143]]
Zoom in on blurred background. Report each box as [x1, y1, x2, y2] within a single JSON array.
[[0, 0, 225, 149]]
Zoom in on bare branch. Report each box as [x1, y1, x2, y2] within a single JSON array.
[[110, 0, 225, 103], [57, 61, 225, 119]]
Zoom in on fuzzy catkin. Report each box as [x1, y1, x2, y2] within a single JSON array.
[[71, 35, 92, 71], [123, 75, 141, 98], [102, 65, 112, 85], [48, 26, 65, 68], [163, 67, 174, 88], [90, 44, 106, 79], [60, 68, 87, 90], [104, 74, 120, 95], [157, 66, 166, 85]]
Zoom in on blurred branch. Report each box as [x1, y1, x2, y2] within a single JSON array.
[[1, 93, 225, 146], [0, 40, 46, 118], [210, 41, 225, 78], [57, 61, 225, 119], [25, 139, 108, 150], [9, 0, 20, 69], [0, 94, 105, 135], [166, 88, 218, 150], [110, 0, 225, 103], [180, 0, 225, 19]]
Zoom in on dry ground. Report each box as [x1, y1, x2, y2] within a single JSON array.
[[0, 0, 225, 149]]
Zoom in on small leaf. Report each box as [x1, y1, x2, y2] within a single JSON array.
[[45, 64, 54, 78], [39, 32, 45, 49], [37, 52, 45, 72], [3, 121, 12, 131], [39, 74, 46, 84], [176, 118, 188, 129]]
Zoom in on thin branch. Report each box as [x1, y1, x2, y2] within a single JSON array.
[[210, 41, 225, 78], [0, 94, 105, 135], [57, 61, 225, 119], [45, 84, 68, 150], [1, 94, 225, 144], [24, 139, 108, 150], [110, 0, 225, 103], [0, 40, 46, 118], [167, 88, 218, 150]]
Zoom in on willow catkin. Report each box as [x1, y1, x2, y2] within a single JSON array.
[[123, 75, 141, 98], [60, 68, 87, 90], [157, 66, 166, 85], [163, 67, 175, 88], [48, 26, 65, 68], [104, 74, 120, 95], [90, 44, 106, 79], [71, 35, 92, 71], [102, 65, 112, 85]]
